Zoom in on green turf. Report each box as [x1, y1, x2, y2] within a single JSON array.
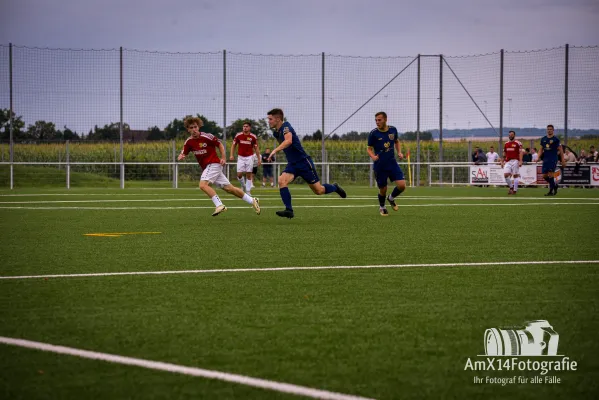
[[0, 186, 598, 399]]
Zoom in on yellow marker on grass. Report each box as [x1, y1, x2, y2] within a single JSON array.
[[84, 232, 161, 238]]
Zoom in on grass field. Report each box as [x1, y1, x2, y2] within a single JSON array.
[[0, 185, 598, 399]]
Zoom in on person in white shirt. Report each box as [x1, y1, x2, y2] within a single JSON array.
[[486, 146, 499, 164], [531, 147, 539, 162]]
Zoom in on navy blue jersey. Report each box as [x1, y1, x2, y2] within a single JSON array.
[[368, 126, 399, 164], [273, 121, 309, 163], [540, 136, 561, 161]]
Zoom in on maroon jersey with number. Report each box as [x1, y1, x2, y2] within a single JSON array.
[[233, 132, 258, 157], [182, 133, 221, 169], [504, 140, 522, 161]]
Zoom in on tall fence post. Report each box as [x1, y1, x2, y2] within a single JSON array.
[[9, 43, 14, 190], [119, 46, 125, 189], [416, 54, 421, 187], [223, 50, 227, 152], [499, 49, 504, 152], [439, 54, 444, 183], [321, 52, 326, 182], [172, 140, 177, 189], [66, 140, 70, 189], [564, 44, 569, 146]]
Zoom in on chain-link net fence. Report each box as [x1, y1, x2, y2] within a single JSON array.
[[1, 44, 597, 188]]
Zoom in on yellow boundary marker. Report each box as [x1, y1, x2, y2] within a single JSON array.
[[84, 232, 161, 238]]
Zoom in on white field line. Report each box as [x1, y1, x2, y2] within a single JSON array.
[[1, 260, 597, 280], [0, 194, 598, 202], [1, 202, 598, 210], [0, 337, 372, 400], [1, 197, 599, 204]]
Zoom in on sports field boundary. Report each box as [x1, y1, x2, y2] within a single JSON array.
[[0, 336, 373, 400], [1, 260, 597, 280]]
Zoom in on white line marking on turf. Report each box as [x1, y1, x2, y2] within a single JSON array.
[[0, 337, 372, 400], [1, 197, 598, 204], [0, 202, 598, 210], [1, 260, 597, 280]]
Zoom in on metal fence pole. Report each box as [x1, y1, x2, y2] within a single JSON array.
[[119, 46, 124, 189], [321, 52, 326, 183], [439, 54, 444, 183], [499, 49, 504, 152], [9, 43, 14, 190], [223, 50, 227, 151], [564, 44, 569, 146], [416, 54, 421, 187], [172, 140, 177, 188], [66, 140, 70, 189]]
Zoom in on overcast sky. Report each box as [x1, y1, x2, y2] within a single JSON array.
[[1, 0, 598, 136], [2, 0, 598, 56]]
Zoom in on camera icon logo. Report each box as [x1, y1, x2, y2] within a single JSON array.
[[484, 320, 559, 356]]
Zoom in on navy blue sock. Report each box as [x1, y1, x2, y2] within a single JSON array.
[[390, 186, 403, 199], [549, 178, 556, 192], [323, 183, 336, 194], [280, 187, 293, 210], [378, 194, 385, 207]]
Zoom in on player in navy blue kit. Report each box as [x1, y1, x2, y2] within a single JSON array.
[[266, 108, 346, 218], [367, 112, 406, 216], [537, 124, 566, 196]]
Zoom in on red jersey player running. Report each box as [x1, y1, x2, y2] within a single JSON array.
[[177, 116, 261, 216], [229, 121, 260, 196], [501, 130, 523, 195]]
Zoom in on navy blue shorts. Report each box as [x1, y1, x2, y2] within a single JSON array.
[[374, 162, 405, 188], [262, 166, 273, 178], [542, 159, 558, 174], [283, 157, 320, 184]]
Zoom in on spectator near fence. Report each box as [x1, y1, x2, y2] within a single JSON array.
[[474, 148, 487, 165], [589, 146, 598, 163], [486, 147, 499, 164], [261, 148, 275, 187], [522, 148, 533, 163], [564, 148, 577, 163], [531, 148, 539, 163]]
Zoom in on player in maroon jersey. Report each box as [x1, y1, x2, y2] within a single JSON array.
[[229, 122, 261, 195], [501, 130, 523, 195], [177, 117, 260, 216]]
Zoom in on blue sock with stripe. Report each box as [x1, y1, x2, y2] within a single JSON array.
[[280, 187, 293, 210], [323, 183, 336, 194]]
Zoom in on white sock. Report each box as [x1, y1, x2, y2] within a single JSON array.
[[241, 193, 253, 204], [513, 178, 519, 191], [388, 195, 395, 201], [505, 176, 512, 188], [245, 179, 252, 193], [211, 195, 223, 207]]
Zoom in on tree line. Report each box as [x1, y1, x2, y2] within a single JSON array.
[[0, 109, 432, 142]]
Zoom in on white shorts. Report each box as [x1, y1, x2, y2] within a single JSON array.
[[503, 159, 520, 176], [201, 163, 231, 188], [237, 155, 254, 173]]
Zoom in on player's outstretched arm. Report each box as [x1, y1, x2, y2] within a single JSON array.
[[229, 142, 236, 161], [177, 152, 186, 161], [367, 146, 378, 161], [395, 140, 403, 160], [218, 143, 227, 165], [268, 132, 292, 161]]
